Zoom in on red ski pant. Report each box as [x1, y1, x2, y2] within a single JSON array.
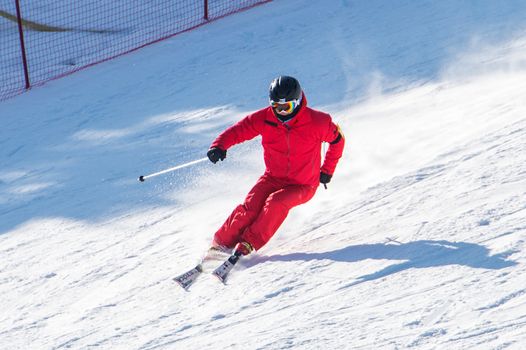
[[213, 174, 317, 251]]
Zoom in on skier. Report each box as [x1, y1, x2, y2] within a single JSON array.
[[207, 76, 345, 257]]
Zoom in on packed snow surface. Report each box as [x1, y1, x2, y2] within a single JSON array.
[[1, 1, 526, 349]]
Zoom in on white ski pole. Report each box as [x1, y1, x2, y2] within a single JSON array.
[[138, 157, 208, 182]]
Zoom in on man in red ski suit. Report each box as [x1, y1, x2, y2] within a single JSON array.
[[207, 76, 345, 256]]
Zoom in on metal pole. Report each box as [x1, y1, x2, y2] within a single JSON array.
[[14, 0, 30, 90], [138, 157, 208, 182], [204, 0, 209, 21]]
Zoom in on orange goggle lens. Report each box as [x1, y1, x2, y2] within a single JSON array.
[[270, 100, 297, 113]]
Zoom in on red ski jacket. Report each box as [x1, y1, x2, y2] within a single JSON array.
[[210, 94, 345, 187]]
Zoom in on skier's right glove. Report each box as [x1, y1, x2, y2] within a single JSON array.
[[207, 147, 227, 164]]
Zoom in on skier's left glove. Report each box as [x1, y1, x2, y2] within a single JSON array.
[[320, 172, 332, 189]]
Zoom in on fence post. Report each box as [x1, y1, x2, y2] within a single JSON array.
[[15, 0, 31, 90], [204, 0, 209, 21]]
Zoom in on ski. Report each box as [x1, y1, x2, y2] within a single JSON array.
[[212, 254, 241, 283], [173, 246, 232, 290], [173, 264, 203, 290]]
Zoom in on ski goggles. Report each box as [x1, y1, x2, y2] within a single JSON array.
[[270, 98, 301, 114]]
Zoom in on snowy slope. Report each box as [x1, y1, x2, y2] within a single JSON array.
[[1, 1, 526, 349]]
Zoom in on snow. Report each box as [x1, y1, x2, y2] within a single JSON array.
[[1, 0, 526, 349]]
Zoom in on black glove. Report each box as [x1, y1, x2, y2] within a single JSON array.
[[207, 147, 227, 164], [320, 172, 332, 189]]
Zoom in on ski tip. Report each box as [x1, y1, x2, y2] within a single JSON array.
[[173, 277, 184, 286], [173, 276, 195, 291], [173, 280, 191, 291], [212, 272, 228, 285]]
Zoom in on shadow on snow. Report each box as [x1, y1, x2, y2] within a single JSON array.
[[261, 240, 517, 286]]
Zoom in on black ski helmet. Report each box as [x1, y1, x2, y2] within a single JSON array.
[[269, 76, 302, 103]]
